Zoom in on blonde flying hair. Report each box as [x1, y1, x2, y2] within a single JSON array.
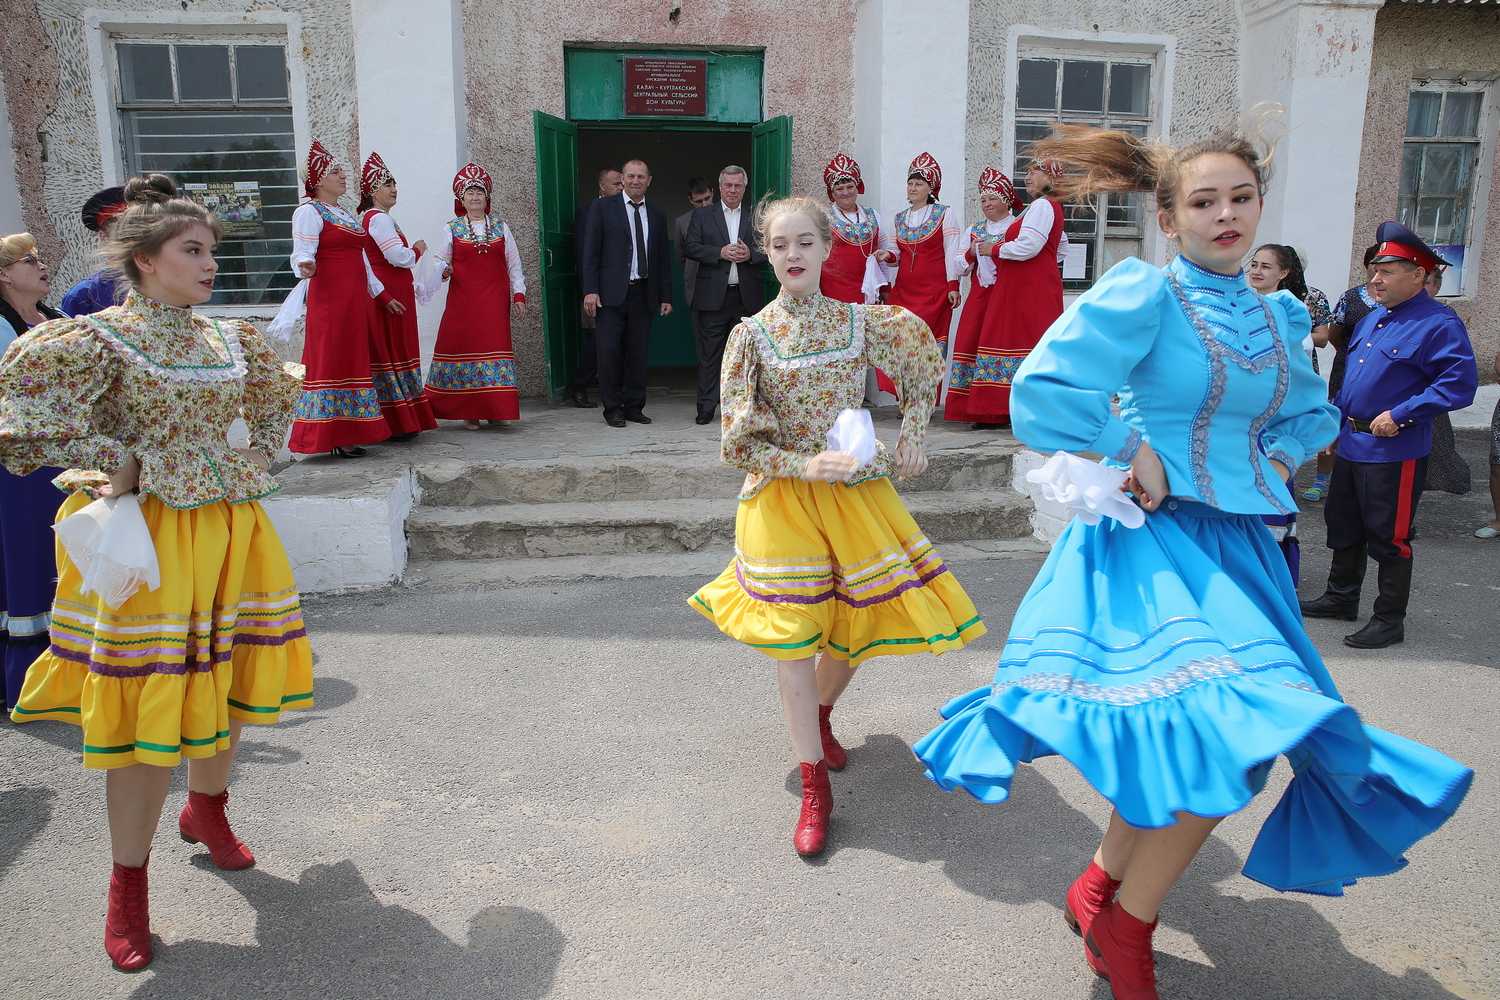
[[754, 195, 832, 247], [0, 232, 38, 270], [102, 173, 223, 290], [1028, 123, 1276, 219]]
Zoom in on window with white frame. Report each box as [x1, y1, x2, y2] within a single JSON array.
[[1014, 50, 1156, 290], [111, 35, 298, 307], [1399, 79, 1491, 297]]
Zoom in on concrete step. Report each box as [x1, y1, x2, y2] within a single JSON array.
[[405, 536, 1051, 588], [405, 488, 1035, 562], [413, 442, 1019, 506]]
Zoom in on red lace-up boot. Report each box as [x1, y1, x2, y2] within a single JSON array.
[[1064, 859, 1122, 939], [792, 760, 833, 857], [179, 789, 255, 870], [1084, 900, 1160, 999], [105, 860, 153, 972], [817, 704, 848, 771]]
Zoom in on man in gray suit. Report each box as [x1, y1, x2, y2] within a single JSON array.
[[675, 177, 714, 330], [685, 165, 766, 425]]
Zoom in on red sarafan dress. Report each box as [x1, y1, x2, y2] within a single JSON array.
[[821, 205, 883, 304], [950, 198, 1065, 421], [426, 215, 525, 422], [288, 201, 392, 454], [944, 216, 1009, 422], [361, 208, 436, 435], [882, 202, 959, 395]]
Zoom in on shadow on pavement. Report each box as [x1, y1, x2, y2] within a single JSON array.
[[129, 859, 565, 1000], [0, 786, 55, 881], [803, 733, 1466, 1000]]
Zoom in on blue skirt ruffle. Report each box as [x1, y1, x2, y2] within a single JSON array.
[[914, 499, 1472, 896]]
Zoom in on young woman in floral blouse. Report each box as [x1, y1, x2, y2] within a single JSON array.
[[690, 196, 986, 859], [0, 175, 312, 973]]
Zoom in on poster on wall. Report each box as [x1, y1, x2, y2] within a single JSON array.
[[184, 180, 264, 239], [623, 57, 708, 117], [1432, 244, 1464, 297]]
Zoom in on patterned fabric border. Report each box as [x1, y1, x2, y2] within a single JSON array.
[[294, 386, 384, 421], [426, 357, 517, 392], [992, 654, 1304, 707]]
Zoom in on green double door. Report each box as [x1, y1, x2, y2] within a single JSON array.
[[532, 112, 792, 399]]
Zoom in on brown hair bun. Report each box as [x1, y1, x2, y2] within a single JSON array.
[[122, 173, 178, 206]]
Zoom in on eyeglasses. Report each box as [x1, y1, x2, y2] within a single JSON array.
[[4, 253, 43, 269]]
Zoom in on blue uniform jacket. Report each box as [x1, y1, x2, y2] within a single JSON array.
[[1012, 255, 1340, 516], [58, 271, 119, 318], [1333, 289, 1477, 463]]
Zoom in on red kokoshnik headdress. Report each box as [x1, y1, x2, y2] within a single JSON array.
[[977, 166, 1021, 215], [907, 152, 942, 198], [452, 162, 493, 216], [1035, 158, 1065, 180], [361, 151, 394, 200], [304, 140, 334, 198], [822, 153, 865, 200]]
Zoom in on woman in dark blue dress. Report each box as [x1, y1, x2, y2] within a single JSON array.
[[0, 232, 67, 712]]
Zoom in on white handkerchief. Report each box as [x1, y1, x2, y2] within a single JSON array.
[[53, 494, 162, 608], [826, 408, 877, 467], [1025, 452, 1146, 529]]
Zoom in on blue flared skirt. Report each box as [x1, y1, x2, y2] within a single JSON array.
[[914, 498, 1472, 896], [0, 466, 64, 712]]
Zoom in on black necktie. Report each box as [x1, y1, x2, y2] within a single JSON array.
[[630, 201, 648, 279]]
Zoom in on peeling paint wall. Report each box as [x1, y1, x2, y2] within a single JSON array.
[[966, 0, 1239, 224], [0, 0, 357, 309], [1353, 4, 1500, 378], [460, 0, 858, 397]]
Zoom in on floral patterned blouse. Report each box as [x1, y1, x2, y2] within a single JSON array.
[[721, 291, 942, 499], [0, 290, 303, 509]]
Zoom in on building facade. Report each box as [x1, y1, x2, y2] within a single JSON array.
[[2, 0, 1496, 396]]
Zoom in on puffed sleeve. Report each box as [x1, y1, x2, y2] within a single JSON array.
[[0, 318, 129, 476], [290, 203, 321, 268], [366, 211, 416, 269], [235, 321, 304, 456], [719, 322, 813, 479], [862, 305, 943, 447], [941, 207, 962, 284], [1011, 256, 1166, 462], [1258, 290, 1339, 472], [994, 198, 1054, 261], [502, 223, 527, 302]]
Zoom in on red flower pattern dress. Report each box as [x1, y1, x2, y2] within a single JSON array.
[[948, 197, 1065, 420], [287, 201, 393, 454], [360, 208, 436, 436], [881, 203, 961, 396], [426, 215, 526, 422]]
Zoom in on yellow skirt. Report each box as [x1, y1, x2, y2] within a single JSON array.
[[690, 477, 986, 667], [11, 492, 314, 769]]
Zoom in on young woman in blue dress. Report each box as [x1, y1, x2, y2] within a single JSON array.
[[914, 126, 1472, 1000]]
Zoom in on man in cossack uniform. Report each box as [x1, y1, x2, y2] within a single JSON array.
[[1301, 222, 1478, 648]]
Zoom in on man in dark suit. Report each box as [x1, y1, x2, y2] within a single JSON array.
[[675, 177, 715, 313], [568, 166, 623, 408], [581, 158, 673, 428], [685, 165, 766, 424]]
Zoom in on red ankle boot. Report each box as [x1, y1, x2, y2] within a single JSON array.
[[792, 760, 833, 857], [179, 789, 255, 870], [1064, 860, 1121, 939], [817, 704, 848, 771], [105, 860, 152, 972], [1084, 900, 1159, 999]]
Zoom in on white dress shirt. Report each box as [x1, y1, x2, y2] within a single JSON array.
[[722, 201, 743, 286], [622, 191, 651, 281]]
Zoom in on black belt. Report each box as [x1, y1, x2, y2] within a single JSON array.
[[1347, 416, 1375, 433], [629, 278, 646, 285]]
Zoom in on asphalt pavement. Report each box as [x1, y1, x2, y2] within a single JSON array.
[[1, 432, 1495, 1000]]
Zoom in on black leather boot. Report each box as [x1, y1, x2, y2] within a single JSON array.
[[1345, 559, 1412, 648], [1300, 545, 1365, 620]]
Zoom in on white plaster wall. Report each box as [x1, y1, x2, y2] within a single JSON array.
[[352, 0, 465, 370], [1241, 0, 1382, 306], [0, 73, 20, 234], [856, 0, 970, 231], [263, 469, 419, 594]]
